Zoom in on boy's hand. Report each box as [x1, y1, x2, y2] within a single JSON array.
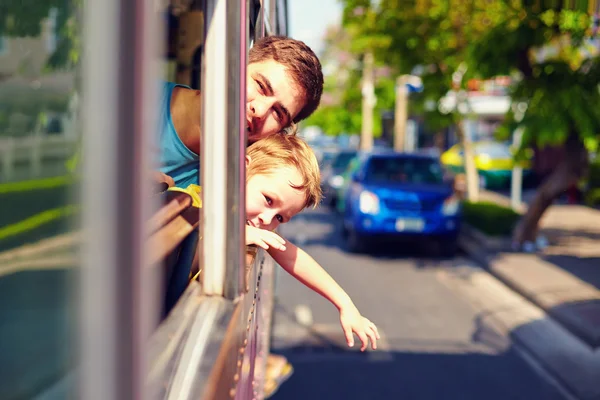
[[246, 225, 287, 251], [339, 305, 380, 351]]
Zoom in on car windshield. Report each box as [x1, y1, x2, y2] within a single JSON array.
[[319, 152, 336, 168], [364, 157, 444, 184], [332, 152, 357, 170], [474, 142, 511, 158]]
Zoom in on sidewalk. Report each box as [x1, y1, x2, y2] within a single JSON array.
[[463, 190, 600, 348]]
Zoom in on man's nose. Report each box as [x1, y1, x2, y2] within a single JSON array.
[[249, 97, 273, 119]]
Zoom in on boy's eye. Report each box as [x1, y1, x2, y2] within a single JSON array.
[[256, 79, 265, 93], [276, 215, 283, 223], [264, 195, 272, 205]]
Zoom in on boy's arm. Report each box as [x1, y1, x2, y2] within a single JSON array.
[[268, 241, 353, 311], [267, 240, 380, 351]]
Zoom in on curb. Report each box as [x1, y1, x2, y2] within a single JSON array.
[[459, 225, 600, 348], [459, 225, 600, 400]]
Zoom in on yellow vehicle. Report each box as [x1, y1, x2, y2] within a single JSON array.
[[440, 141, 532, 188]]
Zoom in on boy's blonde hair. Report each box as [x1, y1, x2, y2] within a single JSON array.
[[247, 134, 322, 209]]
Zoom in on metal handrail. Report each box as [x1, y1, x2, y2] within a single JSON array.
[[201, 0, 247, 299]]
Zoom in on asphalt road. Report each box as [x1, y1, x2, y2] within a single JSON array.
[[270, 206, 567, 400]]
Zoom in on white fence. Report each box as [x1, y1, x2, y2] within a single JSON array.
[[0, 135, 78, 182]]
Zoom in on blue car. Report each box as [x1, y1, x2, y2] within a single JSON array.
[[341, 152, 461, 255], [321, 149, 358, 209]]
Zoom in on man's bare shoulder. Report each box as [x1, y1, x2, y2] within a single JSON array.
[[171, 85, 201, 107], [169, 85, 202, 154]]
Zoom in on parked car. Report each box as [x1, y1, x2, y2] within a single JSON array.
[[320, 149, 358, 208], [334, 153, 364, 215], [440, 141, 532, 189], [341, 152, 461, 255], [318, 149, 336, 169]]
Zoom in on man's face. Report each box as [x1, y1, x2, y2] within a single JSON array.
[[246, 165, 306, 232], [246, 60, 307, 142]]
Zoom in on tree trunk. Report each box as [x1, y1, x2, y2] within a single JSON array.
[[512, 134, 589, 244], [458, 119, 480, 202]]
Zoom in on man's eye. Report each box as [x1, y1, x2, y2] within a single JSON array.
[[276, 215, 283, 223], [274, 109, 282, 122]]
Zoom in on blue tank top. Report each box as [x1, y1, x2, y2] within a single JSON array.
[[157, 81, 200, 188]]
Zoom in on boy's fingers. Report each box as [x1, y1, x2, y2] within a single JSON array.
[[367, 328, 378, 350], [264, 235, 286, 251], [357, 331, 368, 352], [343, 325, 354, 347], [371, 323, 381, 339], [269, 232, 286, 245]]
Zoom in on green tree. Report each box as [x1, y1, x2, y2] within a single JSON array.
[[303, 24, 396, 137], [470, 3, 600, 244], [0, 0, 80, 70], [340, 0, 600, 244], [341, 0, 512, 199]]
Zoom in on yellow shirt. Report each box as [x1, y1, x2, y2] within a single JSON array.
[[167, 184, 202, 208]]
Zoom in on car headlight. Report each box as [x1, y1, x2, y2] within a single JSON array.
[[329, 175, 344, 189], [442, 196, 460, 216], [359, 190, 379, 214]]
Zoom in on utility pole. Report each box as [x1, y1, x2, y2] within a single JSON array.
[[452, 63, 479, 202], [361, 52, 375, 151], [510, 102, 527, 210], [394, 75, 408, 152], [511, 127, 524, 210]]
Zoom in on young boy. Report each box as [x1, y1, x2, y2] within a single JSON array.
[[244, 134, 380, 352]]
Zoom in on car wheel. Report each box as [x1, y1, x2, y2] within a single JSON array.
[[438, 239, 458, 257], [478, 175, 487, 189], [340, 219, 349, 238], [345, 229, 365, 253], [329, 195, 338, 210]]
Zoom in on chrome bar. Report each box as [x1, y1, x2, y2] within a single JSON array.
[[201, 0, 247, 299], [80, 0, 161, 399], [167, 298, 223, 400]]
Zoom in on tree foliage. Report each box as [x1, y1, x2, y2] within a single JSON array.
[[469, 2, 600, 151], [340, 0, 512, 130], [303, 24, 396, 136], [338, 0, 600, 151], [0, 0, 80, 70]]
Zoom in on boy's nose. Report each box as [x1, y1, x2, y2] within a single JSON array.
[[258, 211, 276, 228]]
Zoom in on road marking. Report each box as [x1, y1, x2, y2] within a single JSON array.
[[294, 304, 314, 327], [295, 233, 308, 246]]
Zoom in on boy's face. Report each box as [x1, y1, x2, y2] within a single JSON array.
[[246, 60, 306, 143], [246, 165, 306, 232]]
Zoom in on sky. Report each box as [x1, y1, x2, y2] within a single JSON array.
[[288, 0, 343, 56]]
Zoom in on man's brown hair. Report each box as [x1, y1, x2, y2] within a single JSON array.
[[247, 134, 322, 209], [249, 36, 323, 123]]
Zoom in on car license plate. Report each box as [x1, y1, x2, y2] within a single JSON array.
[[395, 218, 424, 232]]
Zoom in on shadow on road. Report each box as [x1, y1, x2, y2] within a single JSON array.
[[271, 331, 564, 400]]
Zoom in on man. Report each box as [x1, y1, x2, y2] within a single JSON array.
[[158, 36, 324, 188]]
